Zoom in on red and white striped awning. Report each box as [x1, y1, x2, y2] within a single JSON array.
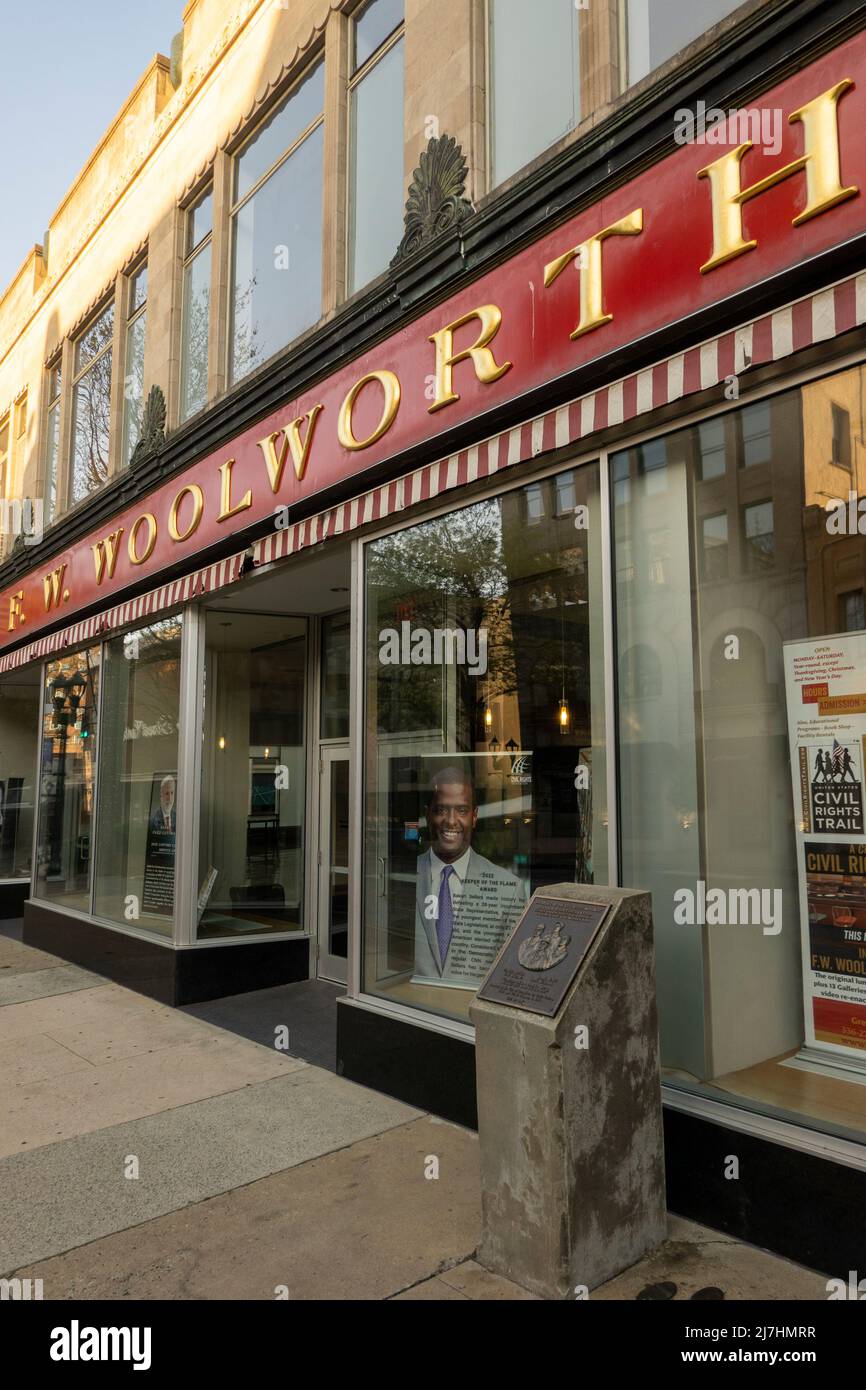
[[1, 269, 863, 675], [257, 270, 865, 563], [0, 555, 245, 673]]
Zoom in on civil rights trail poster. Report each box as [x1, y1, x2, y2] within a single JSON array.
[[784, 634, 866, 1062]]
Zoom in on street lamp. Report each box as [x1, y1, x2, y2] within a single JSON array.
[[67, 670, 87, 713]]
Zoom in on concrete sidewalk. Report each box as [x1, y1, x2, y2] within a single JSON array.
[[0, 924, 828, 1301]]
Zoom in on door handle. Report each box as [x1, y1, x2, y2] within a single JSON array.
[[378, 856, 387, 897]]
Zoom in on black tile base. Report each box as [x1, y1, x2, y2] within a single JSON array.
[[22, 900, 310, 1005], [0, 881, 29, 920], [336, 996, 477, 1128], [663, 1105, 866, 1281]]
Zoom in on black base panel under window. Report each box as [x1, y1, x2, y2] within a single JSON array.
[[336, 1001, 866, 1272], [336, 997, 477, 1129], [663, 1105, 866, 1281], [174, 937, 309, 1005], [22, 901, 309, 1005], [0, 880, 29, 919]]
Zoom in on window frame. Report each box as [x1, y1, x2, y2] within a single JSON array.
[[352, 438, 609, 1036], [618, 0, 751, 96], [742, 497, 775, 570], [485, 0, 585, 193], [346, 0, 406, 296], [69, 297, 115, 509], [43, 361, 62, 525], [699, 509, 730, 582], [0, 412, 9, 501], [227, 53, 326, 385], [831, 401, 853, 470], [179, 184, 214, 424], [121, 260, 148, 469]]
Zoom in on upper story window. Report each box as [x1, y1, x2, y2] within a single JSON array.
[[121, 264, 147, 468], [0, 415, 9, 500], [348, 0, 405, 295], [71, 301, 114, 506], [489, 0, 581, 188], [697, 418, 726, 481], [740, 399, 772, 469], [832, 403, 852, 470], [13, 395, 27, 453], [623, 0, 746, 89], [44, 363, 62, 523], [524, 482, 545, 524], [180, 188, 213, 422], [230, 59, 325, 384]]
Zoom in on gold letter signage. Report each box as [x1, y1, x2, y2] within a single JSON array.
[[427, 306, 512, 414], [338, 371, 401, 450], [543, 210, 644, 340], [698, 80, 857, 273]]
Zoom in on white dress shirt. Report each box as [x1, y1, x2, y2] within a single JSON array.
[[428, 846, 471, 916]]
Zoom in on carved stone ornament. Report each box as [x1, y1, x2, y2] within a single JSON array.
[[392, 134, 473, 265], [130, 385, 167, 468]]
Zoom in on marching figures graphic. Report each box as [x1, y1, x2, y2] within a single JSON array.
[[812, 741, 858, 784]]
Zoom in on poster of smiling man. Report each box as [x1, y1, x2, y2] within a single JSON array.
[[409, 754, 531, 990]]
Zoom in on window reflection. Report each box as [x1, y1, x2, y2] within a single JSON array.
[[489, 0, 580, 187], [230, 64, 323, 382], [624, 0, 746, 88], [348, 0, 404, 294], [614, 365, 866, 1141], [71, 305, 113, 505], [180, 188, 213, 422], [35, 647, 102, 910], [93, 617, 183, 935], [363, 464, 607, 1023]]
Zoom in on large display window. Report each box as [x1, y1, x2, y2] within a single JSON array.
[[613, 363, 866, 1142], [362, 463, 609, 1023], [34, 646, 102, 910], [92, 617, 183, 936]]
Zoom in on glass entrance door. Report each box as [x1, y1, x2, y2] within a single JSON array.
[[317, 744, 350, 983]]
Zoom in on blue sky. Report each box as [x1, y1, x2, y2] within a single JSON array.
[[0, 0, 184, 291]]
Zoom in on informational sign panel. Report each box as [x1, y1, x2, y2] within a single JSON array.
[[784, 636, 866, 1062], [477, 895, 609, 1018], [142, 772, 177, 917]]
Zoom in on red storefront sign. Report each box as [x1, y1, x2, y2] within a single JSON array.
[[4, 30, 866, 650]]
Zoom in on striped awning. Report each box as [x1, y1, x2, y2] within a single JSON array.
[[1, 269, 862, 675], [0, 555, 245, 673]]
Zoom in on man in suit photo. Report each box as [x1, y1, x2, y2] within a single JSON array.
[[414, 765, 528, 988], [150, 775, 177, 834]]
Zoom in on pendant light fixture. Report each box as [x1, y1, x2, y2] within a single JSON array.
[[556, 583, 569, 733], [217, 621, 231, 750]]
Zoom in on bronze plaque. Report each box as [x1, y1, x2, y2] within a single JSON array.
[[476, 895, 610, 1017]]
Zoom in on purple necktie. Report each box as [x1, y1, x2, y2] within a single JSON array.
[[437, 864, 455, 967]]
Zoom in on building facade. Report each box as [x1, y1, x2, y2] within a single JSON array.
[[1, 0, 865, 1272]]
